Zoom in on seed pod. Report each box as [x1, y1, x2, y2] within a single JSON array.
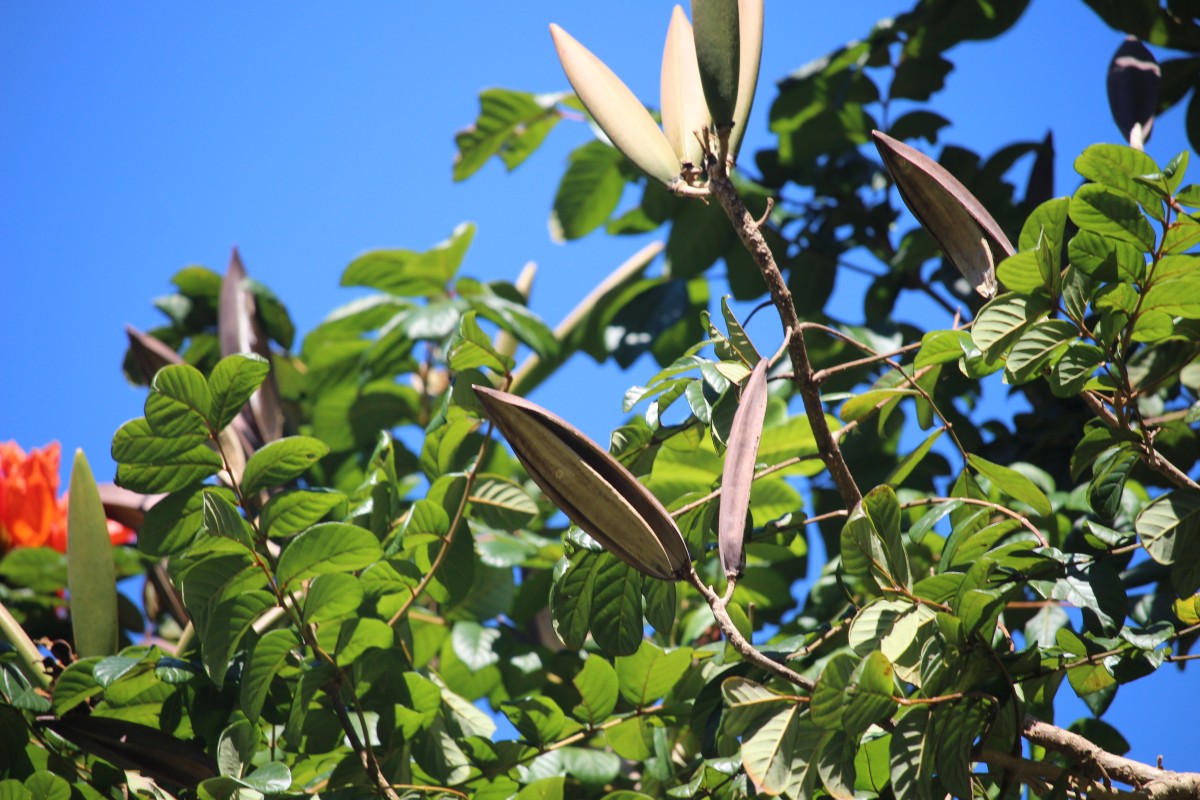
[[691, 0, 740, 129], [661, 5, 710, 170], [475, 386, 692, 581], [550, 24, 682, 187], [872, 130, 1014, 299], [728, 0, 763, 161], [718, 357, 768, 577], [1107, 37, 1159, 150]]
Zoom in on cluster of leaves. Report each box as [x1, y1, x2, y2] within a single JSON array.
[[3, 1, 1200, 799]]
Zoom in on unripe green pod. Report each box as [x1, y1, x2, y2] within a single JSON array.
[[475, 386, 692, 581], [691, 0, 740, 129], [728, 0, 763, 160], [550, 23, 682, 187], [661, 5, 711, 170]]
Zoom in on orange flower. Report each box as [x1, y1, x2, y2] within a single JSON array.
[[0, 442, 135, 554]]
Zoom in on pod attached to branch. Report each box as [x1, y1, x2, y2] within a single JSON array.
[[718, 356, 769, 578], [872, 130, 1014, 299], [661, 5, 710, 171], [475, 387, 692, 581], [728, 0, 763, 160], [691, 0, 740, 130], [1107, 37, 1159, 150], [550, 23, 682, 188]]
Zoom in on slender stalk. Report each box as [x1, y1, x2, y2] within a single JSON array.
[[0, 599, 51, 691], [702, 150, 862, 509]]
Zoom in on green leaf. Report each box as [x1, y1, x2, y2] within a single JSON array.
[[23, 772, 70, 800], [845, 652, 898, 736], [550, 552, 595, 651], [550, 141, 625, 242], [588, 554, 643, 657], [448, 311, 511, 374], [454, 89, 559, 181], [450, 621, 500, 672], [67, 451, 119, 658], [113, 417, 222, 493], [303, 573, 363, 624], [260, 488, 345, 538], [1136, 489, 1200, 565], [971, 292, 1050, 359], [995, 250, 1045, 294], [571, 656, 618, 725], [1005, 319, 1076, 383], [915, 329, 971, 368], [202, 490, 254, 550], [887, 427, 944, 486], [1050, 342, 1106, 398], [276, 522, 383, 587], [1069, 183, 1156, 250], [50, 659, 102, 714], [240, 762, 292, 794], [810, 652, 856, 730], [1088, 447, 1137, 521], [146, 364, 213, 438], [503, 696, 566, 749], [240, 629, 298, 724], [741, 706, 823, 798], [200, 590, 276, 689], [331, 617, 393, 666], [207, 353, 270, 433], [241, 436, 329, 496], [890, 706, 935, 800], [614, 640, 693, 706], [1074, 143, 1164, 220], [967, 454, 1053, 516], [1067, 229, 1145, 282], [341, 222, 474, 296]]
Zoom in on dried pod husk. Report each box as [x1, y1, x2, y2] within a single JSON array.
[[691, 0, 740, 129], [550, 23, 682, 187], [475, 386, 691, 581], [718, 357, 768, 577], [728, 0, 763, 161], [1107, 37, 1159, 150], [661, 5, 711, 171], [872, 130, 1014, 299]]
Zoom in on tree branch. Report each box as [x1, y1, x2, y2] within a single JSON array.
[[703, 152, 861, 509]]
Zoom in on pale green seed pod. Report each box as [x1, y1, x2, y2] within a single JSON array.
[[661, 5, 711, 171], [873, 130, 1014, 299], [728, 0, 763, 161], [550, 23, 682, 187], [691, 0, 740, 129], [475, 386, 692, 581], [718, 356, 769, 578]]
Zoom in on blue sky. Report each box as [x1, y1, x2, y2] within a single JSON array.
[[3, 1, 1197, 771]]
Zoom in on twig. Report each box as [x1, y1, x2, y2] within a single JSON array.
[[704, 144, 861, 508], [687, 565, 814, 691]]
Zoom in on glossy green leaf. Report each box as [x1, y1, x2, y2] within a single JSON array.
[[202, 490, 254, 550], [588, 554, 643, 657], [146, 364, 212, 436], [276, 522, 384, 587], [199, 590, 276, 688], [1074, 143, 1164, 220], [615, 640, 693, 706], [968, 453, 1053, 516], [1136, 490, 1200, 565], [241, 436, 329, 496], [1005, 318, 1076, 383], [1067, 229, 1145, 282], [454, 89, 560, 181], [207, 353, 270, 433], [67, 451, 120, 658], [549, 140, 628, 242], [303, 573, 363, 624], [889, 706, 934, 800], [1069, 183, 1156, 250], [914, 329, 971, 368], [240, 629, 298, 724], [571, 655, 618, 725], [741, 706, 823, 798], [112, 417, 222, 493], [971, 292, 1050, 359], [341, 222, 474, 296], [886, 427, 944, 486], [259, 488, 345, 538]]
